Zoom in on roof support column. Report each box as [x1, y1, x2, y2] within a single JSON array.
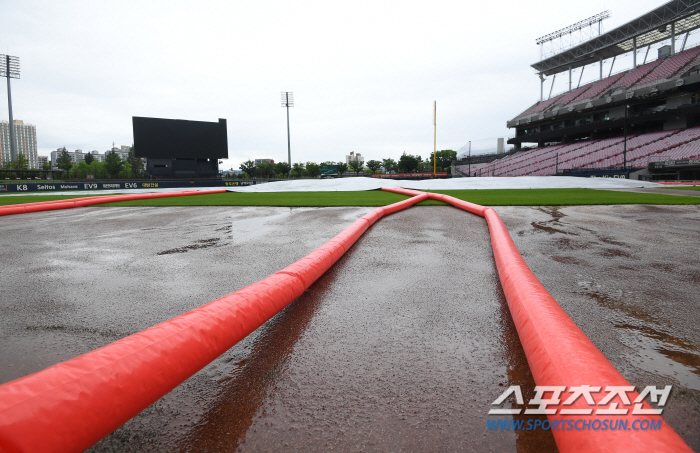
[[578, 65, 584, 88], [633, 37, 637, 68], [549, 74, 556, 99], [671, 22, 675, 55], [568, 66, 572, 91], [539, 73, 545, 102], [599, 58, 603, 81], [609, 56, 616, 77]]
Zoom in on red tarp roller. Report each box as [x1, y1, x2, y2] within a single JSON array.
[[382, 187, 691, 453], [0, 192, 429, 453], [0, 189, 228, 216]]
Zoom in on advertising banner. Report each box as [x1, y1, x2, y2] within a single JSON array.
[[0, 180, 266, 193]]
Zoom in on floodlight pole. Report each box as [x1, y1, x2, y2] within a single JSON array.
[[282, 92, 294, 175], [4, 55, 19, 163], [433, 101, 437, 178], [286, 95, 291, 169]]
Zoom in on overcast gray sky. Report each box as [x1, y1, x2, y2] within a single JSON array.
[[1, 0, 672, 169]]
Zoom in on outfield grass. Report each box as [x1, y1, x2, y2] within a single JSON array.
[[93, 188, 700, 206], [0, 194, 112, 206], [101, 191, 414, 206], [2, 188, 700, 208], [661, 185, 700, 191], [426, 189, 700, 205]]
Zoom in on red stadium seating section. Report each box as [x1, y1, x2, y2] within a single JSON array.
[[513, 45, 700, 121], [458, 126, 700, 177]]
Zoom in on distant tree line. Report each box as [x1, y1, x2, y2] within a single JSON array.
[[231, 150, 456, 179], [55, 146, 146, 179], [0, 150, 65, 179], [3, 148, 457, 181], [0, 153, 31, 172], [0, 153, 36, 179]]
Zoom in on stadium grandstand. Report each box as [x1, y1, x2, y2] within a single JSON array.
[[455, 0, 700, 181]]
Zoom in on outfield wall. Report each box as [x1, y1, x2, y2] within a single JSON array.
[[0, 180, 269, 193]]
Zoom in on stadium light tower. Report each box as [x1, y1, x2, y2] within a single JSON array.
[[1, 54, 20, 163], [433, 101, 437, 178], [535, 11, 610, 61], [281, 92, 294, 171]]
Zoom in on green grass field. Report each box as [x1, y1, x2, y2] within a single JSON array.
[[661, 185, 700, 191], [0, 194, 113, 206], [2, 188, 700, 207]]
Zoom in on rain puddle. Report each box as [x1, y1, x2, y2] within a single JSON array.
[[226, 209, 296, 244], [578, 281, 700, 390], [530, 206, 573, 235], [158, 238, 222, 255]]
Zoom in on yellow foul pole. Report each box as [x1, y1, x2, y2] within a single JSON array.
[[433, 101, 437, 178]]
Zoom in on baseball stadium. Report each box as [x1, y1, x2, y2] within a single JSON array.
[[1, 1, 700, 452]]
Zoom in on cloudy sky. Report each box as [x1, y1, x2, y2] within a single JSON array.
[[1, 0, 676, 169]]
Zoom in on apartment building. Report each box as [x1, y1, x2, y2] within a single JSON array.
[[346, 151, 364, 166], [0, 120, 38, 168], [50, 149, 106, 169]]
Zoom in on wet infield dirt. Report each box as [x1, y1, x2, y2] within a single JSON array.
[[1, 204, 698, 451]]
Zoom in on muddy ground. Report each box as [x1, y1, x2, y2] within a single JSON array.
[[0, 204, 698, 452]]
